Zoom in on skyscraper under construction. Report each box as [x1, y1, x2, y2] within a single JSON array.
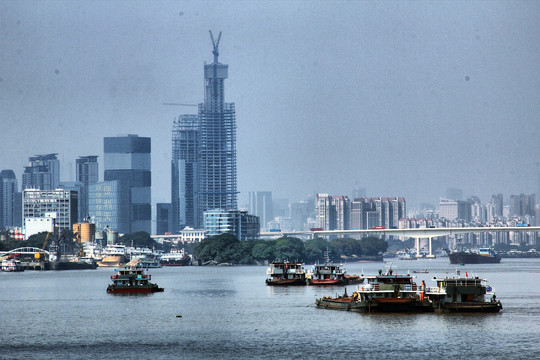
[[171, 31, 237, 231]]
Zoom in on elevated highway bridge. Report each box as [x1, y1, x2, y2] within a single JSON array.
[[259, 226, 540, 258]]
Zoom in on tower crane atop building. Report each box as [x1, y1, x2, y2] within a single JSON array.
[[209, 30, 222, 64]]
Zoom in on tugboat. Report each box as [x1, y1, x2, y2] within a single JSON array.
[[316, 268, 432, 313], [266, 261, 306, 286], [446, 248, 501, 264], [107, 260, 164, 294], [306, 263, 362, 285], [425, 274, 503, 312]]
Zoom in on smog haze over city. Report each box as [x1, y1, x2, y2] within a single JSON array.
[[1, 0, 539, 209]]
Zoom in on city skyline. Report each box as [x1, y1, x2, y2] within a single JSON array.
[[1, 1, 539, 209]]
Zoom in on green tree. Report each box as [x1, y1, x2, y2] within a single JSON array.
[[273, 237, 305, 262], [26, 232, 52, 249], [251, 240, 276, 262], [360, 236, 387, 256], [330, 237, 363, 257], [194, 233, 242, 263], [304, 237, 330, 263], [117, 231, 161, 250]]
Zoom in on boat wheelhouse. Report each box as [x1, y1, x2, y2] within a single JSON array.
[[425, 275, 502, 312], [266, 261, 306, 286]]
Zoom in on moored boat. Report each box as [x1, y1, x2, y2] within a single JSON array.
[[306, 263, 362, 285], [1, 259, 24, 272], [266, 261, 306, 286], [160, 249, 191, 266], [316, 268, 432, 313], [107, 266, 164, 294], [446, 248, 501, 264], [425, 275, 502, 312], [51, 257, 98, 270], [97, 255, 126, 268]]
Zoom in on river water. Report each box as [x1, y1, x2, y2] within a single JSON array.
[[1, 257, 539, 359]]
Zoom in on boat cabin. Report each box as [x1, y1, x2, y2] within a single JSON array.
[[309, 263, 345, 281], [426, 277, 491, 303], [357, 269, 418, 300], [267, 261, 305, 277], [111, 268, 152, 287]]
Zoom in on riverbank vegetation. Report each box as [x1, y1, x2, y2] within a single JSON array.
[[194, 234, 387, 265]]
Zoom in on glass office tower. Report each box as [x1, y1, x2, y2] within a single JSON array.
[[0, 170, 18, 228], [102, 135, 151, 234], [76, 155, 98, 221], [171, 115, 199, 232]]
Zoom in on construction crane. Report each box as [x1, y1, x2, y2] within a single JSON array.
[[73, 231, 85, 258], [209, 30, 222, 63], [35, 232, 51, 261]]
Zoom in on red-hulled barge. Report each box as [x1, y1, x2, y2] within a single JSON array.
[[107, 267, 164, 294]]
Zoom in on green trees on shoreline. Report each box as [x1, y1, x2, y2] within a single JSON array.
[[194, 234, 387, 265]]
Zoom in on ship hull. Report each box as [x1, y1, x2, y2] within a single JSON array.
[[51, 261, 97, 270], [161, 257, 191, 266], [266, 278, 306, 286], [308, 279, 346, 286], [106, 286, 164, 294], [448, 252, 501, 264], [316, 297, 433, 313], [434, 301, 502, 313]]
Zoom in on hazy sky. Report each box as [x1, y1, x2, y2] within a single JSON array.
[[1, 0, 539, 210]]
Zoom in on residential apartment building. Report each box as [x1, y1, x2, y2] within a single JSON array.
[[22, 153, 60, 190]]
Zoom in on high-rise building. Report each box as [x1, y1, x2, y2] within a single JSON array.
[[350, 197, 406, 230], [248, 191, 273, 230], [439, 198, 470, 221], [197, 31, 237, 225], [316, 194, 334, 230], [289, 197, 315, 231], [76, 156, 99, 221], [203, 209, 259, 240], [156, 203, 172, 235], [0, 170, 18, 228], [332, 196, 351, 230], [171, 115, 199, 232], [509, 193, 536, 217], [88, 180, 130, 233], [22, 153, 60, 190], [23, 189, 78, 233], [101, 134, 151, 234]]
